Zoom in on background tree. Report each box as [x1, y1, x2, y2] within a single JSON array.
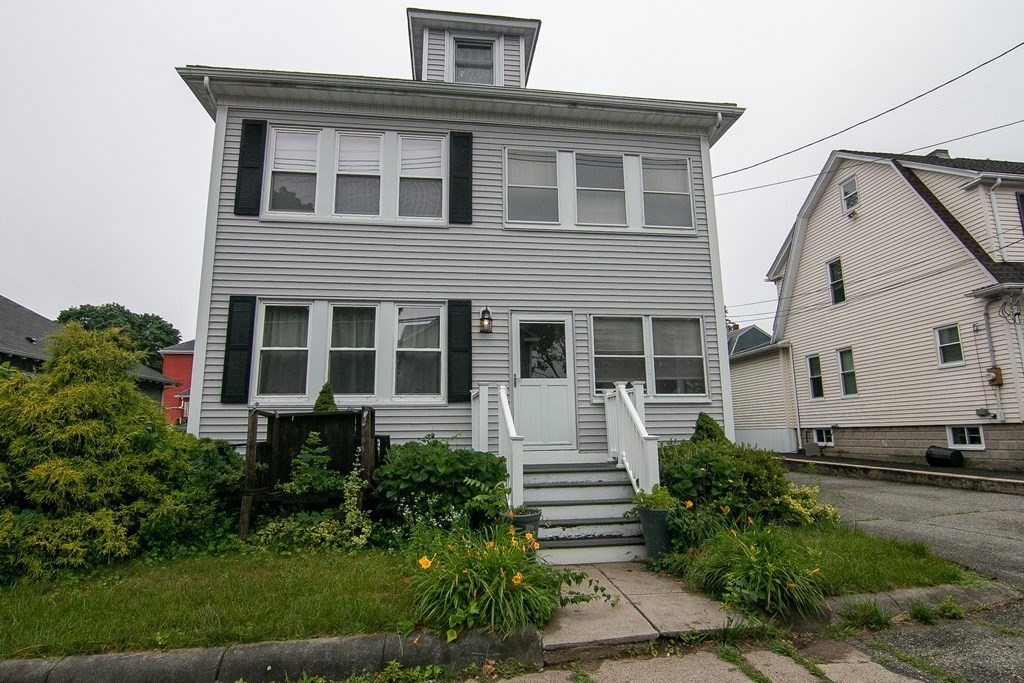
[[57, 303, 181, 371]]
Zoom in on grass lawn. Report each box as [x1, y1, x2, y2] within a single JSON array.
[[782, 524, 975, 595], [1, 550, 415, 659]]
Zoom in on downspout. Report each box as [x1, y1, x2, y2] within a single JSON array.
[[787, 345, 803, 450], [1011, 294, 1024, 423], [707, 112, 723, 141], [982, 300, 1006, 422], [988, 178, 1006, 260]]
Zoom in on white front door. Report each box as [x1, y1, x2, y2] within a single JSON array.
[[511, 312, 577, 449]]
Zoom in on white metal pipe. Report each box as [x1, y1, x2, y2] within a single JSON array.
[[988, 178, 1006, 261]]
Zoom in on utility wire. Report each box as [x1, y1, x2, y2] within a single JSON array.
[[715, 118, 1024, 198], [713, 40, 1024, 179]]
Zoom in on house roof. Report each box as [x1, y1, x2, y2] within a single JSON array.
[[160, 339, 195, 354], [727, 325, 772, 356], [0, 294, 175, 386], [768, 149, 1024, 342], [177, 66, 743, 145]]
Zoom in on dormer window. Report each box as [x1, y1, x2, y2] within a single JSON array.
[[454, 40, 494, 85], [840, 177, 859, 213]]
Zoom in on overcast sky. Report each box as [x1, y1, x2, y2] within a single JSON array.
[[3, 1, 1023, 340]]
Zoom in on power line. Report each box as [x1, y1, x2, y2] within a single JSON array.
[[715, 118, 1024, 198], [713, 40, 1024, 179]]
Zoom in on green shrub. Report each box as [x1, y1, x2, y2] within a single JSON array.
[[686, 525, 827, 617], [0, 325, 242, 581], [278, 432, 347, 496], [411, 525, 610, 639], [935, 595, 966, 620], [839, 600, 892, 630], [667, 504, 734, 550], [690, 412, 727, 443], [630, 484, 678, 511], [373, 436, 506, 527], [312, 382, 338, 413], [775, 485, 841, 526]]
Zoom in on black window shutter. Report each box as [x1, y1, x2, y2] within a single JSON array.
[[234, 120, 268, 216], [449, 132, 473, 225], [447, 300, 473, 403], [221, 296, 257, 404]]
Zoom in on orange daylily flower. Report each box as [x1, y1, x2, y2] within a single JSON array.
[[418, 556, 432, 570], [512, 571, 523, 585], [684, 500, 694, 509]]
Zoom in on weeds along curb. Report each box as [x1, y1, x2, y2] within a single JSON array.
[[788, 582, 1022, 632], [0, 629, 543, 683]]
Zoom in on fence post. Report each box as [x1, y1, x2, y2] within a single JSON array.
[[360, 407, 376, 481]]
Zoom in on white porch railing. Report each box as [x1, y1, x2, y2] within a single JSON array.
[[470, 383, 490, 453], [604, 381, 660, 494], [497, 384, 525, 507]]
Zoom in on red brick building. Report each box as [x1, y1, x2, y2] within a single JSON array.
[[159, 339, 194, 425]]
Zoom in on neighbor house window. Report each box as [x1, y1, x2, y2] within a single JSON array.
[[335, 134, 382, 216], [257, 305, 310, 395], [506, 150, 558, 223], [828, 259, 846, 305], [395, 306, 443, 395], [838, 348, 857, 396], [454, 39, 494, 84], [576, 154, 626, 226], [269, 130, 319, 213], [948, 426, 984, 449], [641, 157, 693, 228], [814, 428, 833, 446], [593, 317, 646, 390], [651, 318, 705, 394], [936, 325, 964, 366], [329, 306, 376, 394], [398, 136, 444, 218], [841, 177, 859, 213], [592, 316, 707, 396], [807, 355, 824, 398]]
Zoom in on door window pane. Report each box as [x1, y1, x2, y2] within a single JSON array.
[[519, 322, 567, 379]]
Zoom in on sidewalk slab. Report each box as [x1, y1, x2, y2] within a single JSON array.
[[743, 650, 819, 683], [593, 651, 750, 682], [819, 661, 921, 683]]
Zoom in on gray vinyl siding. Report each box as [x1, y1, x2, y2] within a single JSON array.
[[196, 107, 724, 449], [502, 35, 522, 87], [782, 158, 1018, 429], [425, 29, 446, 82]]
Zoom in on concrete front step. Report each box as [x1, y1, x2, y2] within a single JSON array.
[[525, 480, 635, 504], [538, 537, 646, 564], [539, 516, 640, 540], [523, 462, 626, 485]]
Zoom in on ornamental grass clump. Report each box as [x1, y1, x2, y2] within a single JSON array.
[[412, 525, 609, 641]]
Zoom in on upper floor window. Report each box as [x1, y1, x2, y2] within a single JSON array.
[[591, 316, 706, 397], [257, 305, 310, 395], [838, 347, 857, 397], [454, 40, 494, 84], [828, 259, 846, 305], [576, 154, 626, 226], [506, 150, 558, 223], [398, 136, 444, 219], [642, 157, 694, 228], [807, 355, 824, 398], [335, 134, 382, 216], [841, 177, 859, 213], [936, 325, 964, 366], [269, 130, 319, 213]]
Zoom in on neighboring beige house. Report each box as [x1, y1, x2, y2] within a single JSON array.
[[727, 325, 799, 453], [753, 149, 1024, 470]]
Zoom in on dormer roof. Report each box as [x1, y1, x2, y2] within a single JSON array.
[[407, 8, 541, 84]]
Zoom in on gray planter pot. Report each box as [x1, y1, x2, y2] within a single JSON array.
[[507, 508, 541, 539], [638, 508, 670, 560]]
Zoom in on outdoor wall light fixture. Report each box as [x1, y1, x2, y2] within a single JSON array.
[[479, 306, 493, 333]]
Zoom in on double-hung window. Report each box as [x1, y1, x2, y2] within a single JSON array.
[[329, 306, 376, 394], [592, 316, 707, 397], [828, 259, 846, 305], [642, 157, 694, 228], [841, 177, 859, 213], [399, 136, 444, 219], [335, 134, 382, 216], [807, 355, 824, 398], [576, 154, 626, 226], [454, 39, 494, 85], [838, 348, 857, 397], [269, 130, 319, 213], [257, 305, 310, 395], [395, 306, 443, 395], [936, 325, 964, 366], [506, 150, 559, 223]]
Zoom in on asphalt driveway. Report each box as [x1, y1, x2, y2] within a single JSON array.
[[788, 472, 1024, 587]]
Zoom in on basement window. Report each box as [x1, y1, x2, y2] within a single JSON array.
[[814, 428, 833, 446], [948, 426, 984, 450]]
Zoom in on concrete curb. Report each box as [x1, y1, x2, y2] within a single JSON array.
[[0, 629, 542, 683], [782, 457, 1024, 495], [790, 582, 1023, 632]]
